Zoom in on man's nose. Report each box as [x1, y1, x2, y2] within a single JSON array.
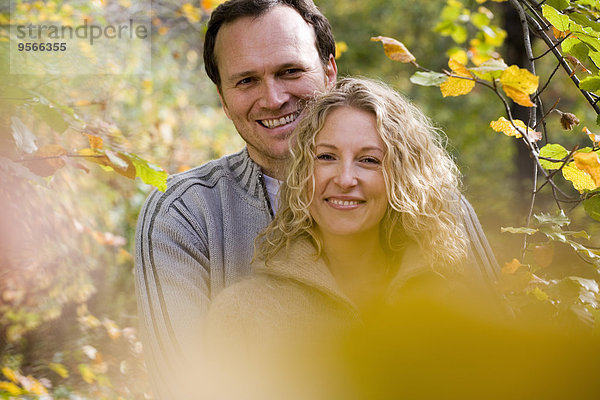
[[258, 79, 288, 110], [333, 162, 358, 188]]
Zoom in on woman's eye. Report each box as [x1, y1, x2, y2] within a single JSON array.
[[361, 156, 381, 164], [316, 153, 335, 161]]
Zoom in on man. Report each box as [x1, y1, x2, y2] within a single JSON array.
[[134, 0, 337, 398]]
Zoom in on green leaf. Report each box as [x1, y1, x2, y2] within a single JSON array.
[[539, 143, 568, 169], [546, 0, 570, 11], [451, 24, 468, 44], [470, 12, 490, 29], [541, 5, 571, 31], [534, 210, 570, 227], [583, 195, 600, 221], [568, 13, 600, 32], [561, 37, 589, 61], [409, 71, 448, 86], [588, 51, 600, 70], [501, 226, 539, 235], [579, 75, 600, 93], [33, 104, 69, 134], [127, 153, 168, 192]]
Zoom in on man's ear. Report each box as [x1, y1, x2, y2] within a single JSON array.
[[325, 54, 338, 88], [217, 88, 232, 120]]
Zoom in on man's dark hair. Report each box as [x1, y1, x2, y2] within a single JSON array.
[[203, 0, 336, 90]]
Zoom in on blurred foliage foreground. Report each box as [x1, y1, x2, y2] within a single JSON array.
[[1, 0, 600, 398]]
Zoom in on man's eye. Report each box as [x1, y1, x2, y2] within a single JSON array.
[[236, 77, 254, 86], [282, 68, 302, 76]]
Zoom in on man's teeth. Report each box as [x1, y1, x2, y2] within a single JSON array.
[[328, 199, 360, 206], [261, 113, 297, 128]]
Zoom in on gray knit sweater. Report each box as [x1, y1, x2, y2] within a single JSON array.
[[134, 148, 272, 399], [134, 147, 498, 399]]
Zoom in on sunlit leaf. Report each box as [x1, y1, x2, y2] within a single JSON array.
[[542, 4, 571, 32], [440, 59, 475, 96], [86, 134, 103, 149], [180, 3, 201, 23], [78, 364, 96, 384], [546, 0, 570, 11], [501, 226, 539, 235], [499, 65, 539, 107], [127, 153, 168, 192], [410, 71, 447, 87], [469, 58, 508, 80], [0, 381, 22, 396], [2, 367, 19, 383], [48, 362, 69, 379], [562, 162, 597, 192], [370, 36, 416, 64], [534, 210, 570, 227], [579, 76, 600, 93], [490, 117, 540, 140], [539, 143, 569, 169], [574, 151, 600, 187], [11, 116, 38, 154]]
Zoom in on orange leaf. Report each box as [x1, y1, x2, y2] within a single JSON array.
[[23, 144, 68, 177], [574, 151, 600, 187], [502, 258, 523, 274], [370, 36, 416, 64], [502, 85, 535, 107], [583, 127, 600, 145], [86, 134, 103, 150]]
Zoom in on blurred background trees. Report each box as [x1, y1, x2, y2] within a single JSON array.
[[0, 0, 599, 398]]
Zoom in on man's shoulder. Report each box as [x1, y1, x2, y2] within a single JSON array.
[[141, 149, 259, 209]]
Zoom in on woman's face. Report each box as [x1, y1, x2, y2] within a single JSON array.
[[309, 106, 388, 240]]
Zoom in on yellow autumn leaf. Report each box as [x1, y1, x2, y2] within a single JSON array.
[[2, 367, 18, 383], [370, 36, 416, 64], [500, 65, 539, 107], [502, 258, 523, 274], [180, 3, 201, 23], [49, 362, 69, 378], [489, 117, 541, 141], [448, 48, 468, 65], [562, 163, 597, 192], [0, 381, 22, 396], [335, 41, 348, 59], [440, 59, 475, 97], [574, 151, 600, 187], [78, 364, 96, 384]]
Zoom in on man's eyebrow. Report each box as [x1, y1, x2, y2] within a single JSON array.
[[226, 63, 304, 82]]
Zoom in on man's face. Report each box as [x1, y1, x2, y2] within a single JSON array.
[[214, 5, 337, 177]]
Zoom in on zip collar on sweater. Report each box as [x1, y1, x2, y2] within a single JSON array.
[[252, 237, 432, 314]]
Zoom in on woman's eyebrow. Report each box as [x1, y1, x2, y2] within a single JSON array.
[[315, 143, 384, 153]]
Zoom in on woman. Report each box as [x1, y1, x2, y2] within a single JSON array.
[[203, 77, 498, 399]]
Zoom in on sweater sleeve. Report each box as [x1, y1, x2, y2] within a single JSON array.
[[460, 196, 499, 284], [134, 188, 211, 400]]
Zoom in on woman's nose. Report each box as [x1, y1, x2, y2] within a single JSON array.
[[333, 162, 358, 188]]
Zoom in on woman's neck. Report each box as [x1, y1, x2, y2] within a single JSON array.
[[319, 232, 390, 309]]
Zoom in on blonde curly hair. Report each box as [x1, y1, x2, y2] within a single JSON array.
[[256, 77, 467, 270]]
